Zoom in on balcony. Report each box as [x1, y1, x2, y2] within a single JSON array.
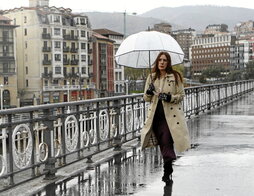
[[42, 47, 51, 52], [42, 60, 52, 65], [71, 60, 79, 65], [42, 33, 51, 39], [67, 73, 79, 78], [70, 48, 78, 53], [41, 72, 53, 78], [43, 84, 82, 91], [63, 47, 70, 52], [0, 68, 16, 75], [63, 34, 79, 40]]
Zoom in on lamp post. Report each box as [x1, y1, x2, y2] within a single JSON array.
[[0, 84, 3, 110], [123, 11, 136, 38]]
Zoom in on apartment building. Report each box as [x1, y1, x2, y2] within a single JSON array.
[[0, 15, 18, 108], [234, 20, 254, 38], [190, 34, 236, 78], [3, 0, 93, 105], [152, 23, 172, 35], [230, 38, 254, 70], [172, 28, 196, 60], [92, 32, 114, 98], [204, 24, 228, 35], [93, 29, 125, 95]]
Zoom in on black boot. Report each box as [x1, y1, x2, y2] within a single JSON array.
[[162, 161, 173, 185]]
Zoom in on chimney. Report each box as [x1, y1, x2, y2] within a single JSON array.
[[29, 0, 49, 7]]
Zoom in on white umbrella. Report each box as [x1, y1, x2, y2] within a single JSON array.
[[115, 31, 184, 69]]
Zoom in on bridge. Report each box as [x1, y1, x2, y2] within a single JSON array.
[[0, 80, 254, 195]]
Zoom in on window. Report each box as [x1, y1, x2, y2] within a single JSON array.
[[44, 67, 48, 74], [53, 79, 59, 85], [24, 16, 27, 23], [80, 18, 86, 25], [44, 54, 49, 60], [43, 41, 47, 47], [43, 28, 47, 34], [25, 41, 28, 49], [63, 54, 67, 61], [26, 79, 29, 87], [81, 55, 86, 62], [4, 77, 8, 85], [72, 67, 75, 74], [55, 54, 61, 61], [44, 80, 48, 86], [26, 66, 28, 74], [63, 67, 67, 75], [54, 15, 60, 22], [81, 43, 86, 49], [82, 67, 86, 74], [24, 28, 27, 36], [81, 31, 86, 37], [55, 67, 61, 74], [55, 41, 61, 48], [3, 63, 9, 73], [54, 28, 61, 36]]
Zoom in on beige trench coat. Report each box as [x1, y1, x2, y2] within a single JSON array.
[[141, 73, 191, 153]]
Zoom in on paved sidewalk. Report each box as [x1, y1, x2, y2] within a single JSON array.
[[133, 92, 254, 196]]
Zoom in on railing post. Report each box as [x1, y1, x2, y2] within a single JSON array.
[[43, 108, 57, 180], [195, 88, 199, 115], [7, 114, 14, 186], [217, 85, 221, 106], [207, 86, 211, 110], [113, 99, 122, 151]]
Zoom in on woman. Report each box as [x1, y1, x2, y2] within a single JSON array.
[[141, 52, 190, 184]]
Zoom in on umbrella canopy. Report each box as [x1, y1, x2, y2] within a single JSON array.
[[115, 31, 184, 69]]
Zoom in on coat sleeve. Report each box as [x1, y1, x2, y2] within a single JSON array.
[[143, 74, 153, 102], [170, 80, 185, 104]]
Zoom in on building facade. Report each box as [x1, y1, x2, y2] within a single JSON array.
[[172, 28, 196, 60], [3, 0, 93, 105], [204, 24, 228, 35], [93, 29, 125, 95], [152, 23, 172, 34], [92, 32, 114, 98], [0, 15, 18, 108], [234, 20, 254, 38], [230, 38, 254, 70], [190, 34, 236, 78]]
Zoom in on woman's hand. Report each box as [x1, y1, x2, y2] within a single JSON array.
[[146, 83, 155, 95], [158, 93, 171, 102]]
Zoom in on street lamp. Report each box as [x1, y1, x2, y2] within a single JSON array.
[[0, 84, 3, 110], [123, 11, 137, 38]]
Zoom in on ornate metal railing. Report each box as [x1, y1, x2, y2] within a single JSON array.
[[0, 80, 253, 191]]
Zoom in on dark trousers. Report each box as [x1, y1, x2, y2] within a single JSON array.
[[153, 100, 176, 162]]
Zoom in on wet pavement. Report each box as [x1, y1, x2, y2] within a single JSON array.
[[2, 92, 254, 196]]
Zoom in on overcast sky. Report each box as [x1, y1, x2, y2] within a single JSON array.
[[1, 0, 254, 14]]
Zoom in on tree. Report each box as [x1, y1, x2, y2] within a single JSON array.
[[244, 61, 254, 79]]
